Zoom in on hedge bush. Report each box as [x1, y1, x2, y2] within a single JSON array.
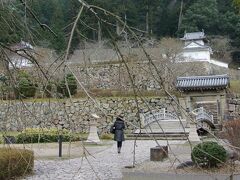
[[191, 141, 227, 167], [16, 128, 80, 144], [0, 148, 34, 179], [16, 133, 79, 143]]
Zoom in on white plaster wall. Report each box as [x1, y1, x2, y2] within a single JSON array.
[[182, 50, 210, 61], [9, 56, 33, 69]]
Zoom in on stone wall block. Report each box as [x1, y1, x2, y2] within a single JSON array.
[[0, 97, 172, 132]]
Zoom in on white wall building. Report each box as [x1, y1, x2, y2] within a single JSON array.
[[9, 40, 34, 69], [180, 31, 212, 62]]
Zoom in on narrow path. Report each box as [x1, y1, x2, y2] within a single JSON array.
[[25, 140, 185, 180]]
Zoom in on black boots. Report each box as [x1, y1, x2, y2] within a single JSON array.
[[117, 147, 121, 153]]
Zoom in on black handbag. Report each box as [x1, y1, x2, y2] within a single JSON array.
[[110, 125, 115, 134]]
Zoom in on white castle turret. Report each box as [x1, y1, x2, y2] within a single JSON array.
[[180, 30, 212, 62]]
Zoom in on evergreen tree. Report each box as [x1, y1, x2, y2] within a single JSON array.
[[0, 3, 23, 44], [233, 0, 240, 9], [1, 0, 240, 52], [179, 0, 220, 35], [16, 71, 37, 98], [57, 74, 77, 97]]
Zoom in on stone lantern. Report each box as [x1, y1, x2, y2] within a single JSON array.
[[85, 113, 101, 144]]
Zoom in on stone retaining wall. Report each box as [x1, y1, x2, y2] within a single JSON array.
[[42, 61, 219, 91], [227, 97, 240, 120], [0, 97, 178, 133], [1, 95, 239, 133]]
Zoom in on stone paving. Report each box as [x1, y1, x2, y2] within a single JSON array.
[[24, 140, 186, 180]]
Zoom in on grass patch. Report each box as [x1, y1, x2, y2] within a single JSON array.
[[100, 133, 113, 140], [0, 92, 175, 102], [230, 80, 240, 94], [0, 131, 20, 136], [0, 148, 34, 180], [0, 97, 67, 103], [75, 89, 179, 98]]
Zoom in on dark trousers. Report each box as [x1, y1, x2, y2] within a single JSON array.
[[117, 141, 122, 148]]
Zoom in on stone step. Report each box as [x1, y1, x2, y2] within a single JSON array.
[[126, 136, 188, 140], [126, 133, 189, 140]]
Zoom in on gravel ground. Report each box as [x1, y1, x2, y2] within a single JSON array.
[[0, 141, 112, 159], [24, 140, 186, 180]]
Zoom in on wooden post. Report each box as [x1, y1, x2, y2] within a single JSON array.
[[98, 21, 101, 43], [59, 134, 62, 157]]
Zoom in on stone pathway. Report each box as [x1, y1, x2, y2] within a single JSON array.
[[25, 140, 186, 180]]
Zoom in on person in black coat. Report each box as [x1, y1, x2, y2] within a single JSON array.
[[113, 115, 125, 153]]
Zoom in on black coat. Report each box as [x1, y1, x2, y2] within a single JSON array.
[[113, 118, 125, 141]]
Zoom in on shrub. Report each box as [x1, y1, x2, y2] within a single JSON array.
[[57, 74, 77, 97], [222, 120, 240, 150], [18, 78, 37, 98], [230, 80, 240, 94], [0, 148, 34, 179], [191, 141, 227, 167], [16, 133, 78, 143], [16, 71, 37, 98]]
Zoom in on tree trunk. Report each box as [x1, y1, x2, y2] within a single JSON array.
[[116, 20, 121, 35], [178, 0, 183, 30], [146, 5, 149, 35], [146, 11, 149, 35], [98, 21, 101, 43]]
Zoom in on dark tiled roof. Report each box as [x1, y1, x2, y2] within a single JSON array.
[[176, 74, 230, 91], [180, 32, 205, 41]]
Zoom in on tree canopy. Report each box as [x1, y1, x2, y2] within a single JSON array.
[[233, 0, 240, 8], [0, 0, 239, 52]]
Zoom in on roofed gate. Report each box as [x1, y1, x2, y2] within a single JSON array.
[[176, 74, 230, 130]]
